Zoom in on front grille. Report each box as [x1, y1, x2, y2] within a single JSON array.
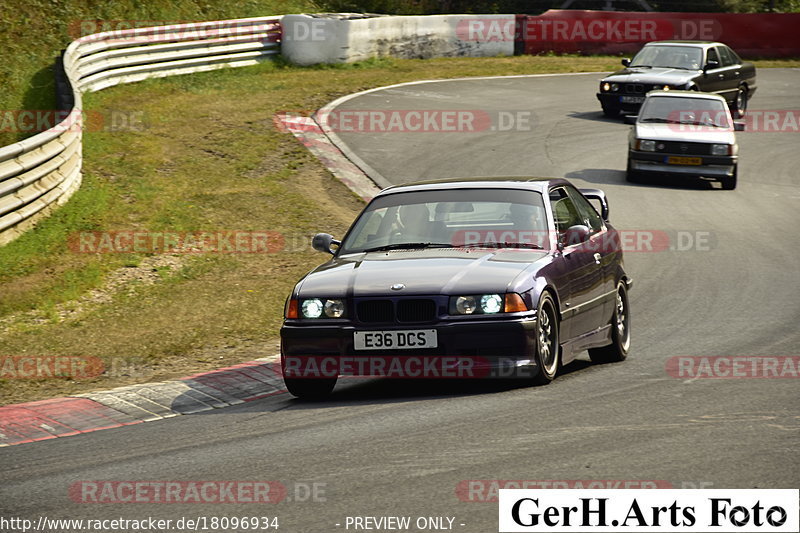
[[623, 83, 660, 95], [397, 299, 436, 323], [356, 298, 438, 323], [657, 141, 710, 155], [357, 300, 394, 323]]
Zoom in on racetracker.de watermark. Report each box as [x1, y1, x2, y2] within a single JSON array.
[[282, 355, 545, 379], [68, 231, 286, 254], [451, 229, 714, 253], [666, 110, 800, 133], [69, 19, 280, 44], [456, 17, 721, 42], [69, 481, 287, 504], [0, 356, 104, 380], [666, 356, 800, 379], [0, 109, 145, 134], [307, 109, 533, 133], [456, 480, 677, 502]]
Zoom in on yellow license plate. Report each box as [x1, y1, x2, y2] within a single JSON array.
[[667, 156, 702, 165]]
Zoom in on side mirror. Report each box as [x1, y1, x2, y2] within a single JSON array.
[[624, 115, 638, 125], [734, 121, 746, 132], [579, 188, 610, 221], [621, 58, 631, 67], [563, 225, 591, 247], [311, 233, 340, 255], [703, 60, 719, 73]]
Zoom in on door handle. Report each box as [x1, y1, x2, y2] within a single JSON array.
[[718, 74, 725, 79], [593, 253, 602, 264]]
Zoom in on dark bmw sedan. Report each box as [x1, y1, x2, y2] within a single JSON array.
[[280, 178, 632, 398], [597, 40, 756, 118]]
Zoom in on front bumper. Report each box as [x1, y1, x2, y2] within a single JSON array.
[[629, 150, 737, 177], [280, 317, 539, 379], [597, 92, 644, 113]]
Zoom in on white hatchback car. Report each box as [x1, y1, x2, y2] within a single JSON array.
[[626, 91, 744, 190]]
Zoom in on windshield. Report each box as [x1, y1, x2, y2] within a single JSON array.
[[339, 188, 549, 254], [630, 45, 703, 70], [639, 96, 731, 128]]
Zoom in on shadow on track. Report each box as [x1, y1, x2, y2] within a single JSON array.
[[566, 110, 630, 125], [284, 359, 596, 409], [566, 169, 718, 190]]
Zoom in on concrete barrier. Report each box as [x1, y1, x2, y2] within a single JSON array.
[[282, 13, 514, 66]]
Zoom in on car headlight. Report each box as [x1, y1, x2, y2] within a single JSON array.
[[711, 144, 732, 156], [455, 295, 477, 314], [324, 299, 345, 318], [601, 82, 611, 92], [480, 294, 503, 314], [636, 139, 656, 152], [662, 85, 671, 91], [296, 298, 345, 319], [611, 83, 619, 92], [301, 298, 324, 318], [450, 293, 528, 315]]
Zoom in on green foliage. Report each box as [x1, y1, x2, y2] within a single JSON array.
[[0, 0, 320, 146]]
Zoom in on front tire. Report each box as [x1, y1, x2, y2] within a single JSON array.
[[626, 157, 642, 183], [532, 293, 560, 385], [284, 377, 337, 399], [720, 165, 737, 190], [589, 282, 631, 364]]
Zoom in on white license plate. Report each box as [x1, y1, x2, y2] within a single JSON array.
[[354, 330, 437, 350], [620, 96, 645, 104]]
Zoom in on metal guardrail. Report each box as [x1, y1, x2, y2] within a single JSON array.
[[0, 16, 281, 246]]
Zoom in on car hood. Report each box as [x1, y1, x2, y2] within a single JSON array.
[[634, 123, 736, 144], [603, 67, 697, 85], [296, 248, 549, 298]]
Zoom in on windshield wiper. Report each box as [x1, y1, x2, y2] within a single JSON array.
[[630, 65, 652, 69], [640, 117, 669, 123], [681, 121, 722, 127], [362, 242, 452, 253], [463, 242, 544, 250]]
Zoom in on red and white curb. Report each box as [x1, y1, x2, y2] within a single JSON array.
[[0, 356, 285, 447], [273, 112, 381, 201]]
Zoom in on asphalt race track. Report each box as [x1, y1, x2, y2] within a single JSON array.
[[1, 70, 798, 532]]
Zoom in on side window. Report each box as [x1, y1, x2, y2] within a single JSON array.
[[549, 188, 583, 235], [726, 46, 742, 65], [706, 47, 720, 67], [565, 186, 604, 234], [718, 46, 736, 67]]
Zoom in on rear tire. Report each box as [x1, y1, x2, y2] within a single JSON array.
[[721, 165, 737, 190], [589, 282, 631, 364], [731, 86, 748, 119], [532, 293, 560, 385], [284, 377, 337, 399]]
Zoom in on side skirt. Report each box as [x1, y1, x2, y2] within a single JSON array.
[[560, 324, 612, 364]]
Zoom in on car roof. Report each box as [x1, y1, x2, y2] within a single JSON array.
[[645, 90, 727, 102], [376, 176, 568, 196], [643, 40, 725, 48]]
